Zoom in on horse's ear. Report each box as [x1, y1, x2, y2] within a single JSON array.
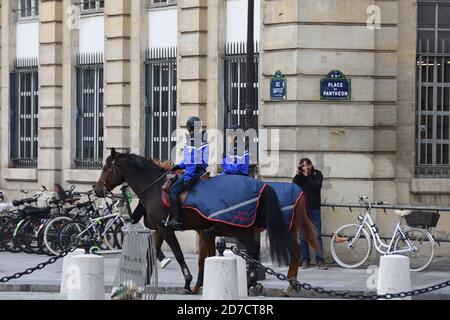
[[111, 148, 118, 159]]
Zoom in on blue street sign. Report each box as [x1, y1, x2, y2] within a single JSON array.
[[320, 70, 351, 101], [270, 70, 286, 100]]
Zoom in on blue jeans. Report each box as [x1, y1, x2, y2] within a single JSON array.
[[299, 208, 324, 263]]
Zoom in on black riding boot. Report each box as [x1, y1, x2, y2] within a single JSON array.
[[166, 197, 183, 230]]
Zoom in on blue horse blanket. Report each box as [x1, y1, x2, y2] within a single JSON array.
[[267, 182, 303, 229], [182, 175, 303, 228], [182, 175, 265, 227]]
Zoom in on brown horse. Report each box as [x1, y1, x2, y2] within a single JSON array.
[[95, 149, 299, 293], [190, 192, 320, 297], [139, 158, 320, 296]]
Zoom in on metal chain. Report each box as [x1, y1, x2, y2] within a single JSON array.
[[0, 245, 78, 283], [230, 246, 450, 300]]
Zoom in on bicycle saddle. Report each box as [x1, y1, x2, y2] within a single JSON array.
[[20, 206, 51, 216], [395, 210, 412, 217]]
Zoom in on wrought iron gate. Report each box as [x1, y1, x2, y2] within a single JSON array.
[[144, 47, 177, 161], [10, 58, 39, 168], [75, 53, 104, 170]]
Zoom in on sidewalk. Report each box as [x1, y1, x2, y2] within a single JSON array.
[[1, 251, 450, 300]]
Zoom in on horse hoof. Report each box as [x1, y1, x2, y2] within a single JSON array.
[[280, 291, 290, 298], [191, 286, 201, 295], [251, 283, 264, 295], [183, 288, 192, 295]]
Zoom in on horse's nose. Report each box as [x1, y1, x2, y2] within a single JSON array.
[[94, 188, 105, 198]]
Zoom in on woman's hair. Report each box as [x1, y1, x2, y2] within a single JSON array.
[[299, 158, 312, 166]]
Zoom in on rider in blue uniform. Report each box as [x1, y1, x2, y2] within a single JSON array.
[[221, 126, 249, 176], [166, 116, 209, 230]]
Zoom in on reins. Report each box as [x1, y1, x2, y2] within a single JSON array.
[[110, 158, 172, 197]]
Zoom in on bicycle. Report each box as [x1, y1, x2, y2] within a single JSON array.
[[58, 196, 126, 253], [330, 196, 435, 272]]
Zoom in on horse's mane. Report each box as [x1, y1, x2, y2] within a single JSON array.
[[121, 153, 166, 173]]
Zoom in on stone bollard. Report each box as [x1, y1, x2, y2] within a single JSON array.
[[60, 249, 86, 295], [224, 249, 248, 298], [377, 255, 411, 300], [67, 254, 105, 300], [202, 256, 239, 300]]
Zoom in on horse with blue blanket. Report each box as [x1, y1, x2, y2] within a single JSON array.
[[191, 181, 320, 297], [95, 149, 318, 293]]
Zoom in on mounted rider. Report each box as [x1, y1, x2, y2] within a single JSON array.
[[166, 116, 209, 230], [221, 125, 249, 176]]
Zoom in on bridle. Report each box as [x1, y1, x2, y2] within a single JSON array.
[[101, 157, 172, 197]]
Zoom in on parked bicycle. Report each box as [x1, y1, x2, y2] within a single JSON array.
[[330, 196, 436, 272]]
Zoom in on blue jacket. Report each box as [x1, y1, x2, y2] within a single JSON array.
[[178, 131, 209, 181], [221, 150, 249, 176]]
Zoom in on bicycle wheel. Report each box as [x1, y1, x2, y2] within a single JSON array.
[[0, 219, 22, 253], [113, 220, 124, 249], [331, 224, 372, 268], [16, 219, 42, 254], [59, 221, 90, 251], [393, 227, 435, 272], [37, 223, 53, 256], [0, 215, 12, 251], [44, 216, 73, 255]]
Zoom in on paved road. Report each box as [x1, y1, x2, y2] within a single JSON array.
[[1, 251, 450, 300]]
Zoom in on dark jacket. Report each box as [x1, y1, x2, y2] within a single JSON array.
[[292, 169, 323, 210]]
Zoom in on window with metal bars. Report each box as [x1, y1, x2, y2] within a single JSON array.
[[80, 0, 104, 13], [75, 53, 104, 170], [150, 0, 177, 7], [223, 42, 260, 155], [144, 47, 177, 161], [10, 58, 39, 169], [17, 0, 39, 19], [416, 1, 450, 177]]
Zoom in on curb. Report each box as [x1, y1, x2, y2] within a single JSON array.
[[1, 284, 448, 300]]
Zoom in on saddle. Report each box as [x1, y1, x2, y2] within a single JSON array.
[[161, 171, 210, 208]]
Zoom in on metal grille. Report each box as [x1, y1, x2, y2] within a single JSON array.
[[416, 1, 450, 177], [17, 0, 39, 19], [10, 58, 39, 169], [79, 0, 104, 12], [224, 42, 260, 131], [144, 47, 177, 161], [75, 53, 104, 170]]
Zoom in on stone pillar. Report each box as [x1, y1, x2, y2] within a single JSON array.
[[104, 0, 131, 153], [396, 0, 417, 205], [38, 0, 64, 188], [62, 0, 79, 177], [0, 0, 16, 186], [178, 0, 208, 130], [206, 0, 226, 172], [129, 0, 148, 155]]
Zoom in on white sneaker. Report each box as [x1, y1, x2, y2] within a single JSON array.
[[160, 257, 172, 269]]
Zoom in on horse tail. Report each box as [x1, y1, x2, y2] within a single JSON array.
[[296, 196, 320, 253], [259, 185, 296, 266]]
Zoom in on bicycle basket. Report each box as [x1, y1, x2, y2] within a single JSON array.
[[404, 211, 440, 228]]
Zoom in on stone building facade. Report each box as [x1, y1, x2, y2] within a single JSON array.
[[0, 0, 449, 254]]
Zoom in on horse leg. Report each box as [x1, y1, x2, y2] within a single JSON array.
[[159, 229, 193, 294], [281, 228, 302, 297], [192, 231, 215, 294], [234, 232, 260, 290]]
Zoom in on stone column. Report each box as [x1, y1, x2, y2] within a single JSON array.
[[178, 0, 208, 129], [38, 0, 64, 188], [396, 0, 417, 205], [206, 0, 226, 172], [62, 0, 79, 180], [129, 0, 148, 155], [0, 1, 16, 187], [104, 0, 131, 153]]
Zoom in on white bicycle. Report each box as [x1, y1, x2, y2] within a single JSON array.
[[330, 196, 436, 272]]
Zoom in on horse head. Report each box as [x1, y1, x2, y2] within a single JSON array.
[[95, 148, 126, 197]]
